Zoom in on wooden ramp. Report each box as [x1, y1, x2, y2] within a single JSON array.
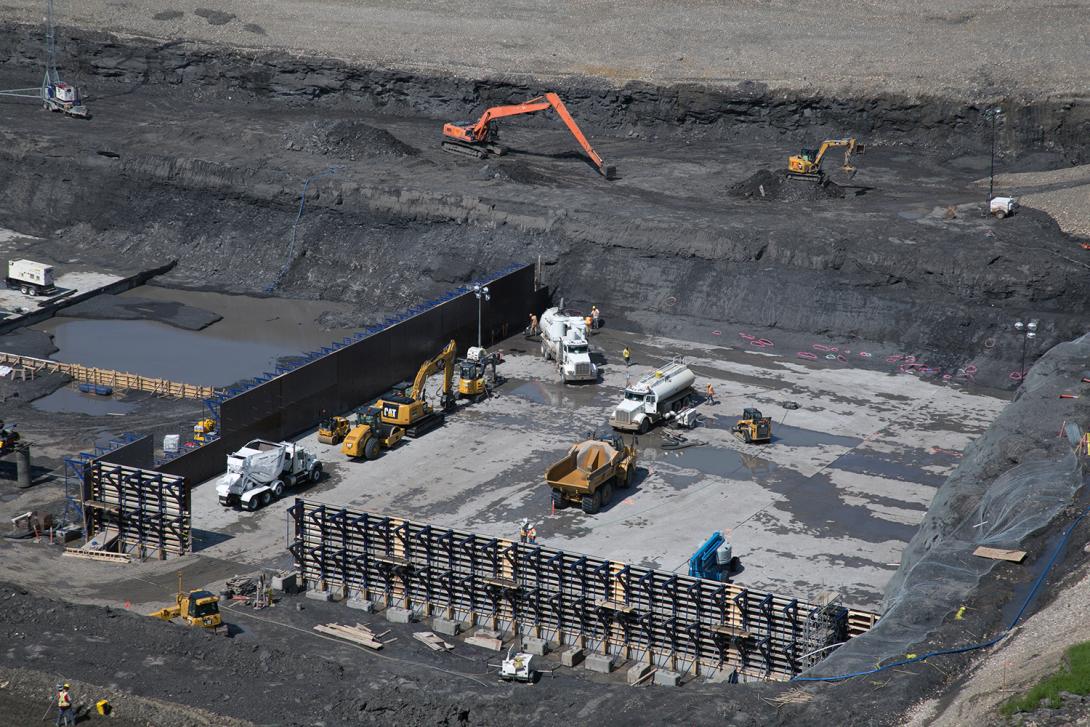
[[0, 351, 220, 400]]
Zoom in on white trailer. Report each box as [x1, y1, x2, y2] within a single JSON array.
[[6, 259, 55, 296], [609, 362, 696, 433], [539, 307, 598, 383], [216, 439, 321, 511]]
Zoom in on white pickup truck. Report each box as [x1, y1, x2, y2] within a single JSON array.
[[539, 307, 598, 383], [216, 439, 321, 511]]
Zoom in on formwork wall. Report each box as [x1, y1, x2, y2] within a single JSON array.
[[289, 501, 880, 682], [83, 461, 190, 558], [160, 264, 543, 485]]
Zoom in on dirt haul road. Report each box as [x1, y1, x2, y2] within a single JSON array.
[[4, 0, 1090, 99]]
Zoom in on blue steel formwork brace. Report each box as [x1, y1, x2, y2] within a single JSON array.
[[60, 432, 139, 536]]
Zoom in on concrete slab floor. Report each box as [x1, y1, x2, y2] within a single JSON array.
[[187, 326, 1007, 613]]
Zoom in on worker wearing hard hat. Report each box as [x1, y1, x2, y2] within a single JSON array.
[[705, 383, 716, 405], [528, 313, 539, 337], [622, 347, 631, 367], [55, 683, 73, 726], [518, 519, 537, 544], [591, 305, 600, 330]]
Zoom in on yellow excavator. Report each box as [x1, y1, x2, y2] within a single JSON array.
[[148, 573, 224, 631], [341, 407, 406, 459], [457, 346, 504, 402], [787, 138, 864, 181], [375, 340, 458, 437], [317, 415, 351, 445], [193, 417, 216, 443]]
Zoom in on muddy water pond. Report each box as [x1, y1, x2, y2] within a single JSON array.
[[34, 286, 358, 388]]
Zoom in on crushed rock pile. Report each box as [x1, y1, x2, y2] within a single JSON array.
[[728, 168, 845, 202], [284, 120, 417, 160]]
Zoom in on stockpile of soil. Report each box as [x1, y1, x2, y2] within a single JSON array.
[[283, 120, 418, 160], [728, 168, 845, 201]]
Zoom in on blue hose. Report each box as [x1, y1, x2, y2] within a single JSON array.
[[793, 502, 1090, 682]]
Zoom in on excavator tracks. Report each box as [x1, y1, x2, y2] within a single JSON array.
[[441, 140, 506, 159]]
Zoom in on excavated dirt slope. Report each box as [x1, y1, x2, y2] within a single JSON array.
[[1, 27, 1090, 388]]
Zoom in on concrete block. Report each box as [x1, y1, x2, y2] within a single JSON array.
[[305, 587, 331, 602], [560, 648, 585, 667], [271, 571, 299, 594], [521, 637, 549, 656], [432, 617, 461, 636], [584, 654, 614, 674], [385, 607, 415, 624], [474, 628, 501, 639], [654, 670, 681, 687], [327, 584, 347, 602], [705, 668, 735, 684], [346, 597, 375, 613], [627, 663, 654, 685]]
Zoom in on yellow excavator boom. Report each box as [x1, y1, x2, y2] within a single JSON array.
[[410, 340, 457, 401]]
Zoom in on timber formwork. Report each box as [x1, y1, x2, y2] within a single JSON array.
[[84, 462, 190, 558], [0, 351, 219, 399], [289, 500, 880, 681]]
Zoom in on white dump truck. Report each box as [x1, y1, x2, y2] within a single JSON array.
[[6, 259, 55, 296], [216, 439, 321, 511], [539, 307, 598, 383], [609, 362, 697, 434]]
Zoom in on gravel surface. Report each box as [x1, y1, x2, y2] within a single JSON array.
[[7, 1, 1090, 99]]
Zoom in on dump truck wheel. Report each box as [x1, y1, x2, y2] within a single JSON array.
[[600, 482, 613, 507], [272, 481, 284, 499], [364, 437, 381, 460], [551, 489, 567, 509], [582, 490, 601, 515]]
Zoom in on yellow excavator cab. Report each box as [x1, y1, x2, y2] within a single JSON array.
[[787, 138, 864, 180], [375, 340, 457, 437]]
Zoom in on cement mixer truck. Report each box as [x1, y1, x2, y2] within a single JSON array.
[[216, 439, 322, 511], [539, 307, 598, 383], [609, 362, 696, 434]]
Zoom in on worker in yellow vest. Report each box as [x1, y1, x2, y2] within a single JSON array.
[[55, 683, 74, 726], [623, 347, 631, 367]]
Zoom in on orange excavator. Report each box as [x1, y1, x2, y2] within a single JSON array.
[[442, 92, 616, 179]]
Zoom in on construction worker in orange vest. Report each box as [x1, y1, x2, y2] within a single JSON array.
[[518, 519, 537, 544], [528, 313, 539, 337], [55, 683, 74, 726], [705, 382, 716, 405]]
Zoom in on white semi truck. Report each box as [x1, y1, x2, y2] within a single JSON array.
[[539, 307, 598, 383], [6, 259, 55, 296], [609, 362, 696, 434], [216, 439, 321, 511]]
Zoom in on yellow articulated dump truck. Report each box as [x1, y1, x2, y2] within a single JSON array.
[[545, 437, 637, 514]]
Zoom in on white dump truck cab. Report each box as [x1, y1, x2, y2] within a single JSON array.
[[540, 306, 598, 383], [990, 196, 1018, 218], [610, 363, 696, 433], [216, 439, 321, 511]]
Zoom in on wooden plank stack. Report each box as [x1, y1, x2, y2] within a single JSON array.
[[314, 622, 391, 650], [413, 631, 454, 652]]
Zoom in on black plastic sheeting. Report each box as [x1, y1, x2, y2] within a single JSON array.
[[160, 265, 543, 486]]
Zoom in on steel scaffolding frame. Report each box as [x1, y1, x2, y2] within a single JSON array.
[[289, 500, 879, 681], [85, 462, 190, 558]]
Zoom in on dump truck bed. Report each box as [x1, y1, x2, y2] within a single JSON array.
[[545, 441, 619, 493]]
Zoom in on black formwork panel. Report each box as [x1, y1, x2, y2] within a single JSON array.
[[158, 439, 227, 486], [97, 435, 154, 470], [289, 501, 880, 682], [168, 265, 539, 484]]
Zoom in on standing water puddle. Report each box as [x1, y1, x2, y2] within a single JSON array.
[[32, 386, 139, 416]]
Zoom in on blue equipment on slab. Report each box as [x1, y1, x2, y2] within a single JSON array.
[[688, 531, 735, 582]]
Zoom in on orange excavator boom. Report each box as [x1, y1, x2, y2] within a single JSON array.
[[442, 92, 616, 179]]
